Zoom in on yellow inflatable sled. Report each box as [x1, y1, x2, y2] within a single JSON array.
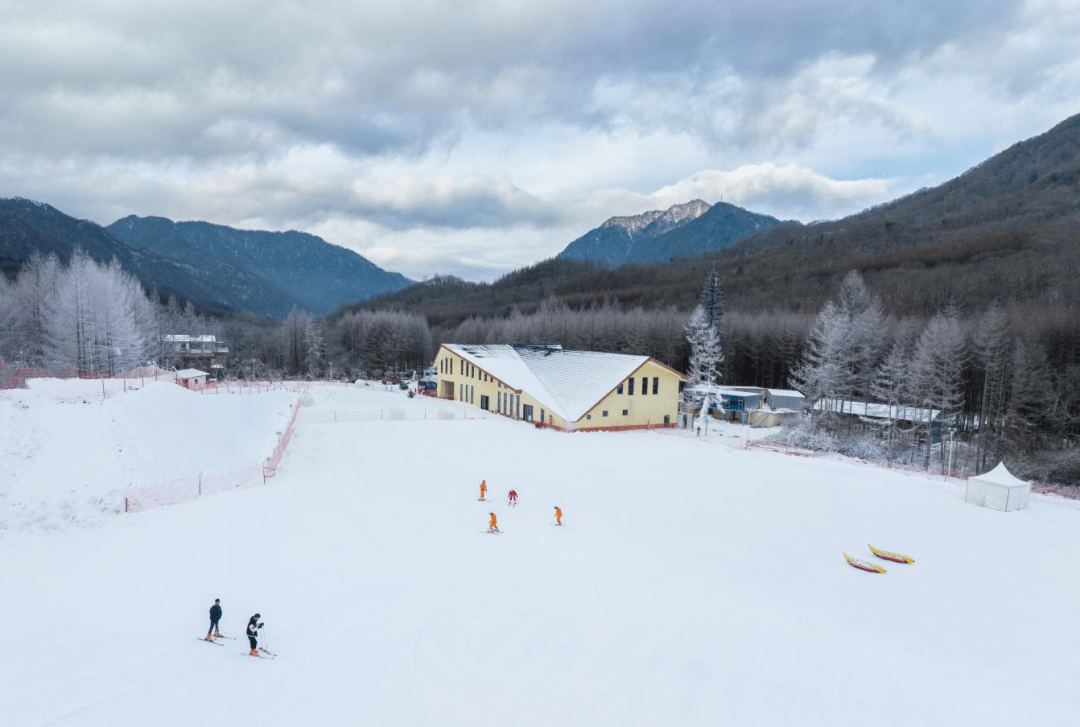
[[869, 545, 914, 564], [844, 553, 886, 573]]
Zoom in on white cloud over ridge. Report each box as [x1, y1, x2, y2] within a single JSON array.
[[1, 0, 1079, 281]]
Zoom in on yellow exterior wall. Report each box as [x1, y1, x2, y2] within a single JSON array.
[[575, 360, 683, 431], [432, 345, 683, 431]]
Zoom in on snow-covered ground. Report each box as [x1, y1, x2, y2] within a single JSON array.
[[2, 380, 1078, 726]]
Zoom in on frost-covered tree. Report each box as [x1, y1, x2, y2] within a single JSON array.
[[1002, 341, 1054, 461], [909, 307, 967, 469], [697, 267, 725, 337], [870, 343, 910, 457], [972, 304, 1011, 472], [684, 304, 724, 435], [789, 301, 851, 429], [304, 315, 325, 377], [1, 253, 62, 366]]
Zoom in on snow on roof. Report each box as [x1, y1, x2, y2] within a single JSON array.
[[814, 400, 939, 422], [443, 344, 676, 422], [175, 369, 209, 379], [767, 389, 805, 398], [972, 462, 1028, 486], [164, 335, 218, 343]]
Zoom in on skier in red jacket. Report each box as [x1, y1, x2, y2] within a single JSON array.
[[508, 489, 518, 506]]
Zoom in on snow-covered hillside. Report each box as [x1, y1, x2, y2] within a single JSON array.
[[0, 378, 297, 531], [2, 381, 1079, 726]]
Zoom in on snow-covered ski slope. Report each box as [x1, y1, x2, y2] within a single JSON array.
[[2, 381, 1079, 726]]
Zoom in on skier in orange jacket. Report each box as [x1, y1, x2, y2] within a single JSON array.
[[489, 512, 500, 533], [554, 506, 563, 526], [479, 480, 487, 500]]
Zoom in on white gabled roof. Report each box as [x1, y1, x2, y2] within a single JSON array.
[[175, 368, 209, 379], [443, 344, 682, 422]]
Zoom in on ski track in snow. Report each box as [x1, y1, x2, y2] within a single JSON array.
[[2, 380, 1079, 726]]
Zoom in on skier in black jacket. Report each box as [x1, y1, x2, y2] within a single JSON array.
[[206, 599, 223, 641], [247, 613, 264, 656]]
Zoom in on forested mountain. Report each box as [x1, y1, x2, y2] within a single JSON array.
[[362, 112, 1080, 326], [557, 199, 793, 266], [0, 199, 413, 318], [0, 198, 210, 307], [107, 216, 412, 318]]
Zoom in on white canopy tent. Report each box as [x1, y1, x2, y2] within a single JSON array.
[[965, 462, 1030, 512]]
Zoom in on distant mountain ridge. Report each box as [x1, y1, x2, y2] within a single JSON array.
[[107, 216, 412, 318], [0, 199, 412, 318], [558, 199, 796, 266], [0, 197, 209, 305]]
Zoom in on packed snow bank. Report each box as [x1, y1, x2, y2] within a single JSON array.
[[0, 378, 297, 532], [2, 383, 1079, 726]]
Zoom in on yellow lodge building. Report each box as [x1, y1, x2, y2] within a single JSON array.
[[433, 344, 687, 431]]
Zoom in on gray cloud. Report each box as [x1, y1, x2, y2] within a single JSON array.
[[1, 0, 1078, 282]]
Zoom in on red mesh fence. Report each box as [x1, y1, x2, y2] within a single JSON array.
[[124, 391, 306, 513], [262, 398, 302, 481], [0, 363, 175, 389], [124, 466, 264, 512]]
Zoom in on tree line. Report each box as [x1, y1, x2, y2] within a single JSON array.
[[2, 251, 1076, 485]]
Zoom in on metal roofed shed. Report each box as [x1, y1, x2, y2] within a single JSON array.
[[765, 389, 806, 413], [965, 462, 1031, 512]]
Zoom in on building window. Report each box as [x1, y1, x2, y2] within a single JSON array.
[[617, 384, 624, 394], [523, 404, 534, 421], [602, 410, 608, 417], [622, 409, 628, 416], [653, 377, 659, 394], [642, 379, 648, 396], [586, 414, 592, 420], [628, 378, 635, 395]]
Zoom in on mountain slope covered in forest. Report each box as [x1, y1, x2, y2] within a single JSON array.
[[107, 216, 412, 318], [363, 111, 1080, 324]]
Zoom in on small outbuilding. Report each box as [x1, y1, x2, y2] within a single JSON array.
[[175, 368, 210, 388], [964, 462, 1031, 512]]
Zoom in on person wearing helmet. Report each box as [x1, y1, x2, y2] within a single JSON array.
[[507, 489, 518, 506], [479, 480, 488, 501], [554, 506, 563, 526], [488, 512, 499, 533], [246, 613, 265, 656]]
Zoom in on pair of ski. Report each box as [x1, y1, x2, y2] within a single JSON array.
[[197, 635, 277, 659], [196, 634, 236, 646], [245, 647, 277, 660], [845, 545, 915, 574]]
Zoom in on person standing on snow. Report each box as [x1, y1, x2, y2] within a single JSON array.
[[508, 489, 518, 506], [479, 480, 488, 501], [205, 598, 223, 641], [246, 613, 264, 656], [488, 512, 500, 533], [554, 506, 563, 526]]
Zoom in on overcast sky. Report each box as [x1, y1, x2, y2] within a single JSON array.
[[2, 0, 1079, 281]]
